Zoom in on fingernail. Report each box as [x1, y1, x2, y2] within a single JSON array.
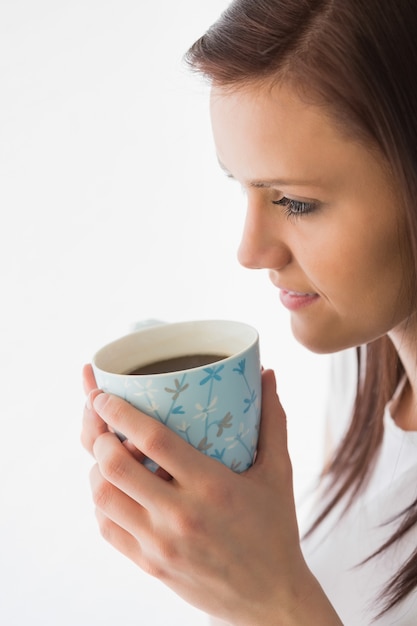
[[86, 388, 103, 411]]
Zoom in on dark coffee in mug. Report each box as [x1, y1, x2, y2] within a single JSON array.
[[126, 353, 228, 375]]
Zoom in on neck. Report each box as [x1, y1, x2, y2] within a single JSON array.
[[389, 317, 417, 430]]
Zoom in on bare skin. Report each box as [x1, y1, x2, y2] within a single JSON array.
[[82, 364, 342, 625]]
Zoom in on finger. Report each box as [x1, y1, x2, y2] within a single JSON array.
[[90, 460, 150, 536], [121, 440, 172, 480], [93, 430, 174, 512], [94, 508, 143, 566], [93, 393, 214, 484], [83, 363, 97, 395], [94, 509, 169, 581], [81, 388, 108, 455], [123, 439, 147, 463], [253, 369, 291, 472]]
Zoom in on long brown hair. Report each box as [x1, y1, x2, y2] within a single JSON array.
[[185, 0, 417, 616]]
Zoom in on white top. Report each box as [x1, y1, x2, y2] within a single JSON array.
[[301, 350, 417, 625]]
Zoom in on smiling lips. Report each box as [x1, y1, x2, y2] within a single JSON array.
[[279, 289, 320, 311]]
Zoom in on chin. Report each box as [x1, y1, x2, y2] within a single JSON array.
[[290, 321, 360, 355]]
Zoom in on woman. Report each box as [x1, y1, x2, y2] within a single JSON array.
[[81, 1, 417, 623]]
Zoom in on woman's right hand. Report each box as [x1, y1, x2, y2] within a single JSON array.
[[80, 365, 342, 625]]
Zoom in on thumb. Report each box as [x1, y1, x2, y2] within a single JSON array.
[[254, 369, 291, 471]]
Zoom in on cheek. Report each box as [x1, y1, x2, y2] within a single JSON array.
[[300, 220, 403, 303]]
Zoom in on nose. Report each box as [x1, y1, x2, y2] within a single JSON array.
[[237, 195, 292, 270]]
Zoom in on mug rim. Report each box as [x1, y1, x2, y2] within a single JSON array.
[[92, 319, 259, 377]]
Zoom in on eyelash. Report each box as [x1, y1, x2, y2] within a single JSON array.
[[272, 196, 317, 218]]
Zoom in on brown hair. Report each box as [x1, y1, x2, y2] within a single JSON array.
[[185, 0, 417, 617]]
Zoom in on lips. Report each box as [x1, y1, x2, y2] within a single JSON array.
[[279, 289, 320, 311], [283, 289, 315, 297]]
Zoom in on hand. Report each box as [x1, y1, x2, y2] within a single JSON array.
[[82, 365, 163, 470], [81, 367, 341, 625]]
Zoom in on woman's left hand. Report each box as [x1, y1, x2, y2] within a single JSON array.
[[82, 368, 326, 625]]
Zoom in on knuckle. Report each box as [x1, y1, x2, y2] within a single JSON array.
[[96, 513, 114, 544], [176, 509, 204, 537], [141, 558, 165, 580], [92, 473, 114, 510], [157, 534, 180, 564], [142, 422, 172, 459], [99, 447, 129, 483]]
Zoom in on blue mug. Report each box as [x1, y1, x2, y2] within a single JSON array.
[[92, 319, 261, 472]]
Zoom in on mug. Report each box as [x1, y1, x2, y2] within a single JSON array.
[[92, 319, 261, 472]]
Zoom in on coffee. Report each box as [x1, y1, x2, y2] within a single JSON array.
[[126, 353, 228, 375]]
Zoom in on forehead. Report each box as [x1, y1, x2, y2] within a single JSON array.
[[210, 84, 387, 190], [210, 81, 346, 143], [209, 82, 349, 184]]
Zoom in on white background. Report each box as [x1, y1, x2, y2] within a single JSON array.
[[0, 2, 330, 624]]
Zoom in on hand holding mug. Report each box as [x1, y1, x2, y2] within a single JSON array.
[[81, 321, 340, 624]]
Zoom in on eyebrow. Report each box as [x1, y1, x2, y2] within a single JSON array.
[[217, 159, 319, 188]]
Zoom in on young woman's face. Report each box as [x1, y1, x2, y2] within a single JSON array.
[[210, 83, 411, 353]]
